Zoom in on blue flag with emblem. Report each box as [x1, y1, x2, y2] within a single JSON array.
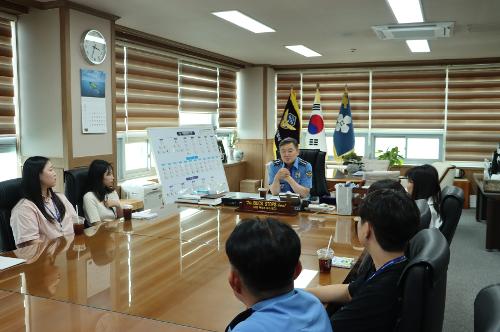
[[274, 89, 301, 157], [333, 87, 355, 158]]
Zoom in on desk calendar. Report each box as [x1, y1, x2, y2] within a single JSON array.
[[148, 126, 229, 204]]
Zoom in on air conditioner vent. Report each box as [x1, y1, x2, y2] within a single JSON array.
[[372, 22, 454, 40]]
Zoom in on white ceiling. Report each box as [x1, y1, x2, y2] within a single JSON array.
[[64, 0, 500, 65]]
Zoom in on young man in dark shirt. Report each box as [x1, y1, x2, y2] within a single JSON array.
[[307, 189, 420, 332]]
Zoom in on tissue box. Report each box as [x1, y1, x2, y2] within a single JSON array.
[[240, 179, 260, 193]]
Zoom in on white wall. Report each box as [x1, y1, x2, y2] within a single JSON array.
[[238, 67, 264, 139], [69, 9, 113, 158], [18, 8, 64, 158], [266, 67, 276, 139]]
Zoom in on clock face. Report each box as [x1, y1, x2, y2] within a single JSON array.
[[81, 30, 107, 65]]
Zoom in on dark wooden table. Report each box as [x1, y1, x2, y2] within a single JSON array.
[[473, 174, 500, 251]]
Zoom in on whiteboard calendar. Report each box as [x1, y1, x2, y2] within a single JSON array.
[[148, 126, 229, 204]]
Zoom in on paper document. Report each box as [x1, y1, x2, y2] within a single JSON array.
[[0, 256, 26, 270]]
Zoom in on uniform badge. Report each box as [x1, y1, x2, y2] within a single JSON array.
[[306, 171, 312, 177], [295, 172, 300, 179]]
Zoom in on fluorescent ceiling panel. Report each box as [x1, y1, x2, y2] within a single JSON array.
[[212, 10, 275, 33], [406, 39, 430, 52], [285, 45, 322, 57], [387, 0, 424, 23]]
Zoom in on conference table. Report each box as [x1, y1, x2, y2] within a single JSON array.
[[0, 204, 363, 331]]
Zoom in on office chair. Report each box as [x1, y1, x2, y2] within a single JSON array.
[[474, 283, 500, 332], [439, 186, 464, 245], [415, 199, 431, 229], [64, 167, 89, 218], [395, 228, 450, 332], [298, 149, 329, 197], [0, 178, 23, 252]]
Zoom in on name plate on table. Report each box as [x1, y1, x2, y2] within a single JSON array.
[[236, 199, 298, 216]]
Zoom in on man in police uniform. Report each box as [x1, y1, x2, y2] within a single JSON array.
[[268, 137, 312, 198]]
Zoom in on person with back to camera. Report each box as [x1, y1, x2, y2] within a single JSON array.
[[406, 164, 442, 228], [10, 156, 77, 248], [306, 189, 420, 331], [268, 137, 312, 198], [225, 217, 332, 332], [83, 159, 122, 224]]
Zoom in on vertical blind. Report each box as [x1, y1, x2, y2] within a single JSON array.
[[446, 67, 500, 161], [0, 19, 14, 135], [276, 64, 500, 161]]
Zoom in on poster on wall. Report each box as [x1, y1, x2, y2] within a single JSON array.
[[80, 69, 107, 134]]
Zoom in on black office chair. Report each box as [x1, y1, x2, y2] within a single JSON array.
[[0, 178, 23, 252], [64, 167, 89, 218], [474, 283, 500, 332], [439, 185, 464, 245], [299, 149, 329, 197], [415, 199, 431, 229], [395, 228, 450, 332]]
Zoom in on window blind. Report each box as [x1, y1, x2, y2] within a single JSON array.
[[302, 72, 369, 129], [0, 19, 14, 135], [179, 61, 218, 114], [218, 68, 237, 128], [115, 41, 179, 131], [371, 70, 446, 130], [276, 73, 301, 124], [446, 67, 500, 161]]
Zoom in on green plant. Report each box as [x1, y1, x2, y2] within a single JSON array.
[[341, 151, 362, 165], [229, 131, 239, 148], [376, 147, 404, 167]]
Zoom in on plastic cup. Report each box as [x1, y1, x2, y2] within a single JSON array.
[[72, 215, 85, 235], [317, 248, 334, 273], [122, 204, 133, 221], [258, 187, 267, 199]]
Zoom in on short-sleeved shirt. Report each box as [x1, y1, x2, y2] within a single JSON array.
[[83, 190, 120, 224], [331, 259, 407, 332], [268, 157, 313, 193], [10, 193, 77, 247], [428, 198, 442, 229], [229, 289, 332, 332]]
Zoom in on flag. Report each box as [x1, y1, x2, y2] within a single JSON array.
[[304, 87, 327, 152], [333, 87, 355, 158], [274, 89, 301, 156]]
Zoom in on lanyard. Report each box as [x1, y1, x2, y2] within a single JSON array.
[[366, 255, 407, 283], [44, 199, 62, 225]]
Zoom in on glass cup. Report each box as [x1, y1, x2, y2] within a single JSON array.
[[258, 187, 267, 199], [317, 248, 334, 273], [72, 215, 85, 235], [122, 204, 133, 221]]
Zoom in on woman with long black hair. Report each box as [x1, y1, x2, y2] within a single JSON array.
[[406, 164, 442, 228], [10, 156, 76, 247], [83, 159, 122, 224]]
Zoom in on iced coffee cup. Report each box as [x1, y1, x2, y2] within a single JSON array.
[[317, 248, 334, 273]]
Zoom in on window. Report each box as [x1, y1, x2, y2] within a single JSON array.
[[0, 137, 17, 181], [116, 133, 155, 180], [179, 112, 215, 126], [373, 134, 442, 163], [324, 130, 367, 160]]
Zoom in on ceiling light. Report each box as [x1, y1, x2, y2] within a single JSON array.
[[285, 45, 322, 57], [406, 39, 430, 52], [387, 0, 424, 24], [212, 10, 275, 33]]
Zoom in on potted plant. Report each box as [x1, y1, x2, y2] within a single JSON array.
[[229, 131, 239, 160], [341, 151, 363, 175], [376, 146, 404, 167]]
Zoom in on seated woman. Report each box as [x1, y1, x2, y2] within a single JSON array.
[[10, 156, 76, 248], [406, 164, 442, 228], [83, 160, 122, 224]]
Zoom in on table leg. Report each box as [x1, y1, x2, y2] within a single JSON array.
[[485, 197, 500, 251]]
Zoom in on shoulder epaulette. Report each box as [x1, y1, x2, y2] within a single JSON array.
[[298, 158, 308, 166], [272, 159, 282, 166]]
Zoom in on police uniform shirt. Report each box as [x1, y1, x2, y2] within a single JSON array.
[[331, 259, 408, 332], [267, 157, 313, 193], [227, 289, 332, 332]]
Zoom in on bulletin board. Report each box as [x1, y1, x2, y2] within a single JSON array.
[[148, 126, 229, 204]]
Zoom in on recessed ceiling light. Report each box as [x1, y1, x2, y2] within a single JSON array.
[[285, 45, 322, 57], [406, 39, 430, 52], [387, 0, 424, 24], [212, 10, 275, 33]]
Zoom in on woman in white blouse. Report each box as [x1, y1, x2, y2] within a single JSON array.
[[83, 160, 122, 224], [406, 164, 442, 228]]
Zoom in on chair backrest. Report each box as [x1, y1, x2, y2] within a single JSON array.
[[298, 149, 329, 197], [0, 178, 23, 252], [395, 228, 450, 332], [363, 171, 400, 187], [474, 283, 500, 332], [361, 158, 390, 172], [432, 162, 456, 190], [439, 185, 464, 245], [415, 199, 431, 229], [64, 167, 89, 217]]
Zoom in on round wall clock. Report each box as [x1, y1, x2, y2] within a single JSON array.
[[81, 29, 107, 65]]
